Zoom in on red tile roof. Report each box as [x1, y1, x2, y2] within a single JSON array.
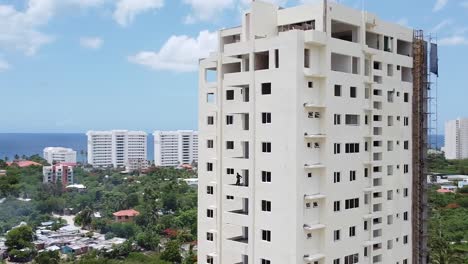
[[7, 161, 42, 167], [113, 209, 140, 217], [436, 189, 453, 193]]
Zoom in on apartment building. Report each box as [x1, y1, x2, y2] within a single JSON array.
[[444, 118, 468, 160], [198, 1, 414, 264], [43, 164, 74, 185], [153, 130, 198, 167], [43, 147, 77, 165], [87, 130, 147, 168]]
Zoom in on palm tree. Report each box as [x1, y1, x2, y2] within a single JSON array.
[[14, 154, 20, 161]]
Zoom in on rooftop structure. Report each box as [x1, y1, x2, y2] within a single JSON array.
[[43, 147, 77, 165]]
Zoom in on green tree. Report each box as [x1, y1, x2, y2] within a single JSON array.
[[34, 250, 60, 264], [75, 207, 93, 229], [136, 228, 160, 251], [160, 240, 182, 263], [6, 225, 35, 262], [183, 245, 196, 264]]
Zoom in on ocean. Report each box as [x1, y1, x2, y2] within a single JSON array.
[[0, 133, 444, 162], [0, 133, 155, 162]]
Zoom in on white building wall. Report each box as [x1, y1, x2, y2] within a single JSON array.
[[43, 147, 77, 164], [87, 130, 147, 168], [153, 130, 199, 167], [198, 1, 413, 264], [445, 118, 468, 160]]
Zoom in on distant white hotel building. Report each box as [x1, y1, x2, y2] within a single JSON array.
[[445, 118, 468, 160], [43, 164, 74, 185], [43, 147, 77, 165], [198, 1, 415, 264], [87, 130, 147, 168], [153, 130, 198, 167]]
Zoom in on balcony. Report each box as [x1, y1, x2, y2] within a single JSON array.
[[303, 224, 326, 231], [304, 194, 326, 200], [304, 30, 327, 46], [303, 254, 325, 262], [304, 68, 325, 78], [304, 133, 326, 140], [304, 163, 325, 170], [303, 102, 325, 109]]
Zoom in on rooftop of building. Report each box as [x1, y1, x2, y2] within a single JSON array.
[[43, 147, 75, 152], [112, 209, 140, 217], [7, 160, 42, 167]]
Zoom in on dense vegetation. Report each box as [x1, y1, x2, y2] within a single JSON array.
[[0, 157, 198, 263], [428, 153, 468, 263]]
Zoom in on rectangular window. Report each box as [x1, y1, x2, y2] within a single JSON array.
[[207, 209, 214, 218], [262, 171, 271, 182], [226, 115, 234, 125], [345, 198, 360, 209], [334, 230, 341, 241], [262, 112, 272, 124], [404, 92, 409, 102], [227, 168, 234, 174], [334, 259, 340, 264], [261, 200, 271, 212], [262, 142, 272, 153], [349, 226, 356, 237], [345, 114, 359, 125], [349, 171, 356, 181], [262, 230, 271, 242], [404, 140, 409, 150], [345, 143, 360, 153], [334, 143, 341, 154], [334, 114, 342, 125], [404, 211, 408, 221], [261, 259, 271, 264], [364, 220, 368, 231], [350, 86, 357, 98], [207, 116, 214, 125], [334, 201, 341, 212], [207, 139, 214, 148], [404, 117, 409, 126], [334, 172, 341, 183], [304, 49, 310, 67], [226, 141, 234, 149], [261, 83, 271, 95], [226, 195, 234, 200], [207, 232, 214, 241], [275, 49, 279, 68], [207, 163, 213, 172], [308, 81, 313, 88], [207, 93, 215, 103], [387, 190, 393, 200], [344, 253, 359, 264], [226, 90, 234, 100], [403, 235, 408, 244], [335, 85, 342, 96], [207, 256, 214, 264], [404, 188, 409, 197], [404, 164, 409, 173], [207, 186, 214, 195]]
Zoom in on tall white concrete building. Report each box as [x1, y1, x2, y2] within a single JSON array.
[[43, 147, 77, 165], [87, 130, 147, 168], [198, 1, 414, 264], [153, 130, 198, 167], [444, 118, 468, 160]]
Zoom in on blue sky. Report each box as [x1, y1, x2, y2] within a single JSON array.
[[0, 0, 467, 133]]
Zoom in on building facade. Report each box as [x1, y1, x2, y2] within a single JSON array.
[[87, 130, 147, 168], [153, 130, 198, 167], [198, 1, 414, 264], [43, 147, 77, 165], [444, 118, 468, 160], [43, 164, 74, 185]]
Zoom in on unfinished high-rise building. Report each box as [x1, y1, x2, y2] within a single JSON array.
[[198, 1, 430, 263]]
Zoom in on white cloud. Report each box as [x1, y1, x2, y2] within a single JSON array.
[[80, 37, 103, 49], [184, 0, 235, 23], [439, 35, 468, 46], [0, 58, 10, 72], [128, 30, 217, 72], [113, 0, 164, 27], [433, 0, 448, 12], [68, 0, 108, 7], [431, 19, 453, 33]]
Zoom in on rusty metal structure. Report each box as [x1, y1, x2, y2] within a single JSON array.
[[412, 29, 432, 264]]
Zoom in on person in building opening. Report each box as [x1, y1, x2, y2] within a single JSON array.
[[236, 173, 243, 186]]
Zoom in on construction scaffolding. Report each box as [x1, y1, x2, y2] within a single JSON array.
[[412, 29, 434, 264]]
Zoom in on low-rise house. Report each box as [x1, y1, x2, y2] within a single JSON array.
[[6, 160, 41, 167], [113, 209, 140, 223]]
